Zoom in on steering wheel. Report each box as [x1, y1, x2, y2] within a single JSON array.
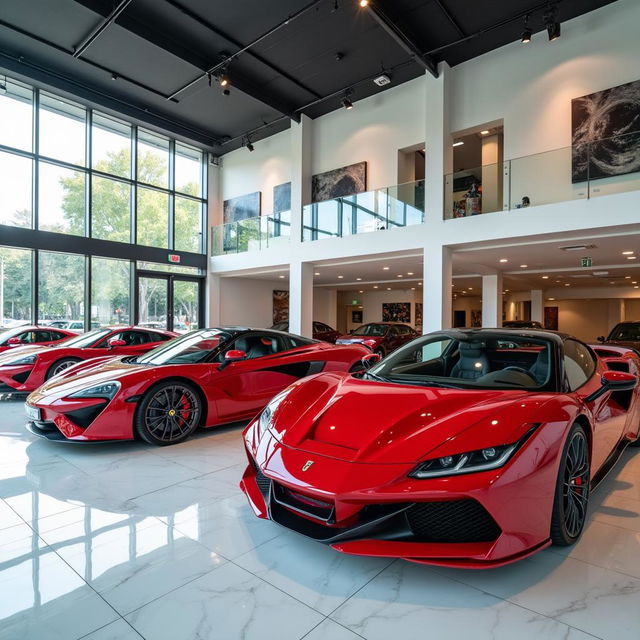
[[503, 366, 530, 374]]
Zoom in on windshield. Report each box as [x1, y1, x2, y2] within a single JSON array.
[[61, 328, 111, 348], [367, 333, 553, 390], [352, 324, 388, 337], [0, 327, 28, 343], [135, 329, 236, 365], [608, 323, 640, 341]]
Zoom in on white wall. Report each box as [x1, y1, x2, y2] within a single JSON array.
[[218, 278, 284, 328], [219, 128, 291, 217], [313, 288, 337, 327], [337, 288, 422, 329], [626, 299, 640, 320]]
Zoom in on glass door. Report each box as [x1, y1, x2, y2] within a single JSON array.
[[136, 272, 203, 332]]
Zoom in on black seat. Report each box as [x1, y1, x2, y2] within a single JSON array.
[[234, 336, 276, 359], [528, 348, 549, 384], [450, 342, 490, 380]]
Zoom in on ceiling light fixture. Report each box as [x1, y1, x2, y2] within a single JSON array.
[[314, 272, 320, 276], [548, 297, 555, 301], [521, 14, 532, 43], [407, 272, 414, 275], [452, 141, 464, 147], [341, 89, 354, 110], [386, 287, 391, 290], [520, 264, 528, 268], [356, 277, 362, 281], [359, 0, 369, 6], [383, 266, 389, 270], [337, 275, 344, 279], [279, 275, 285, 279], [480, 129, 490, 135], [627, 256, 637, 260], [542, 275, 549, 279], [545, 6, 561, 42], [244, 137, 254, 152], [373, 285, 378, 289], [622, 251, 634, 255], [499, 258, 508, 263], [218, 70, 229, 87]]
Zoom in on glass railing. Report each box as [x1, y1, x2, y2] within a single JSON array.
[[302, 179, 424, 241], [211, 211, 291, 255], [444, 132, 640, 219]]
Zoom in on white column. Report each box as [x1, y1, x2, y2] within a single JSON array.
[[482, 273, 503, 328], [423, 243, 452, 333], [425, 63, 452, 220], [209, 274, 221, 326], [289, 261, 313, 337], [531, 289, 543, 323], [290, 114, 312, 244], [481, 133, 503, 213], [608, 299, 625, 327]]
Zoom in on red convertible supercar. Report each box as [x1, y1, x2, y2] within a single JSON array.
[[241, 329, 640, 568], [25, 327, 370, 444], [0, 326, 176, 393], [0, 325, 77, 354]]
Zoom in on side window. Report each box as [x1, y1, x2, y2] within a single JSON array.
[[229, 333, 287, 360], [22, 331, 38, 343], [150, 332, 171, 342], [35, 331, 52, 342], [286, 335, 313, 349], [564, 339, 596, 391], [123, 331, 151, 345], [50, 331, 66, 341]]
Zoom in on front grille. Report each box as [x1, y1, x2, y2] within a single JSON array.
[[254, 468, 272, 494], [273, 482, 335, 521], [406, 500, 501, 543]]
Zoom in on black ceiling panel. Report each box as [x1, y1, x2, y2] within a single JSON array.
[[0, 0, 619, 153]]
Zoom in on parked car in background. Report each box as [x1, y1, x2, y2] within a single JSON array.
[[503, 320, 544, 329], [241, 328, 640, 568], [25, 327, 371, 445], [271, 321, 341, 343], [598, 321, 640, 354], [335, 322, 418, 357], [0, 326, 77, 354], [0, 326, 176, 393]]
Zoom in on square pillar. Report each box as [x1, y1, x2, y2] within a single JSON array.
[[289, 261, 313, 337], [423, 244, 452, 333], [425, 63, 452, 220], [290, 114, 312, 244], [531, 289, 543, 323], [209, 274, 221, 326], [482, 273, 503, 328]]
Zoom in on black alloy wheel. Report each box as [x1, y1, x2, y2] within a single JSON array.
[[550, 424, 590, 545], [47, 358, 81, 379], [135, 381, 202, 446]]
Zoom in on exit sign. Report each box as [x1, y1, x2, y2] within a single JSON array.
[[352, 299, 359, 305], [168, 254, 181, 264], [580, 256, 592, 267]]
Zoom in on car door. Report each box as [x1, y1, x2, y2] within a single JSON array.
[[89, 330, 151, 357], [385, 326, 402, 352], [567, 339, 628, 472]]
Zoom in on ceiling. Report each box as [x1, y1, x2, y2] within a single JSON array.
[[0, 0, 616, 153]]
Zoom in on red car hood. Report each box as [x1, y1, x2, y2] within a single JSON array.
[[271, 373, 552, 464]]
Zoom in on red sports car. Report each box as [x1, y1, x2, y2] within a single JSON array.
[[0, 326, 176, 393], [25, 327, 371, 445], [335, 322, 418, 357], [271, 321, 341, 344], [0, 325, 77, 353], [241, 329, 640, 568]]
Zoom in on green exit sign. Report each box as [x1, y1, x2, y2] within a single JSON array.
[[352, 299, 359, 305], [580, 257, 592, 268]]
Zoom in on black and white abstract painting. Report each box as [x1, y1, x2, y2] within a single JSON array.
[[273, 182, 291, 213], [311, 161, 367, 202], [223, 191, 261, 224], [571, 79, 640, 183]]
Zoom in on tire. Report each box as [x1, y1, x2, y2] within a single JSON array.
[[550, 423, 590, 546], [46, 358, 81, 380], [134, 381, 202, 446]]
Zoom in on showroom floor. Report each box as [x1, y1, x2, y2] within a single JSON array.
[[0, 397, 638, 640]]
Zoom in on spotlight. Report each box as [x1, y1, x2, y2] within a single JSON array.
[[111, 72, 118, 81], [244, 137, 254, 152], [521, 14, 532, 43], [359, 0, 369, 7], [341, 96, 353, 110], [545, 5, 561, 41], [222, 88, 230, 96], [219, 71, 229, 87]]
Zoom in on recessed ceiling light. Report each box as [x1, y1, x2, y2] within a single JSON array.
[[520, 264, 528, 268], [411, 287, 416, 290], [383, 266, 389, 270], [452, 141, 464, 147], [627, 256, 637, 260], [337, 275, 343, 279], [625, 276, 631, 279], [548, 297, 555, 301], [407, 272, 414, 275], [610, 281, 615, 285], [356, 277, 362, 281], [499, 258, 508, 263], [279, 275, 285, 279], [505, 289, 509, 292], [386, 287, 391, 290], [542, 276, 549, 279], [397, 274, 403, 278], [468, 287, 473, 290], [373, 285, 378, 289], [565, 283, 570, 286], [622, 251, 634, 255], [635, 286, 639, 289], [480, 130, 490, 135], [314, 272, 320, 276], [418, 282, 422, 285], [359, 290, 363, 293], [555, 280, 561, 283], [633, 281, 638, 284]]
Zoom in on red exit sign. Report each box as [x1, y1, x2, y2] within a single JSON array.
[[168, 254, 181, 264]]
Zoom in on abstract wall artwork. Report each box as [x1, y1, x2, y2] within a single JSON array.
[[273, 182, 291, 213], [544, 306, 559, 331], [273, 290, 289, 324], [415, 302, 423, 332], [311, 161, 367, 202], [382, 302, 410, 323], [223, 191, 261, 224], [571, 79, 640, 183], [470, 310, 482, 328]]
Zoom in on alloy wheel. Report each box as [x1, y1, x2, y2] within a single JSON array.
[[562, 430, 590, 538], [143, 385, 200, 443]]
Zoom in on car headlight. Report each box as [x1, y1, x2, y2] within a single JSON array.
[[2, 354, 36, 366], [68, 381, 121, 401], [258, 388, 293, 438], [408, 425, 539, 479]]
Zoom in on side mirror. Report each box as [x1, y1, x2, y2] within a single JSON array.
[[220, 349, 247, 370], [361, 353, 381, 369], [108, 338, 127, 348], [585, 370, 637, 403], [7, 337, 22, 345], [597, 336, 606, 343]]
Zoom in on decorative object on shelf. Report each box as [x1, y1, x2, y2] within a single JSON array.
[[351, 310, 363, 324], [273, 290, 289, 324], [465, 181, 482, 216], [544, 306, 559, 331], [312, 161, 367, 202], [415, 302, 423, 332], [571, 79, 640, 183], [273, 182, 291, 213], [382, 302, 410, 323]]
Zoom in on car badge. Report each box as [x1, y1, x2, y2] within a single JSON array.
[[302, 460, 314, 472]]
